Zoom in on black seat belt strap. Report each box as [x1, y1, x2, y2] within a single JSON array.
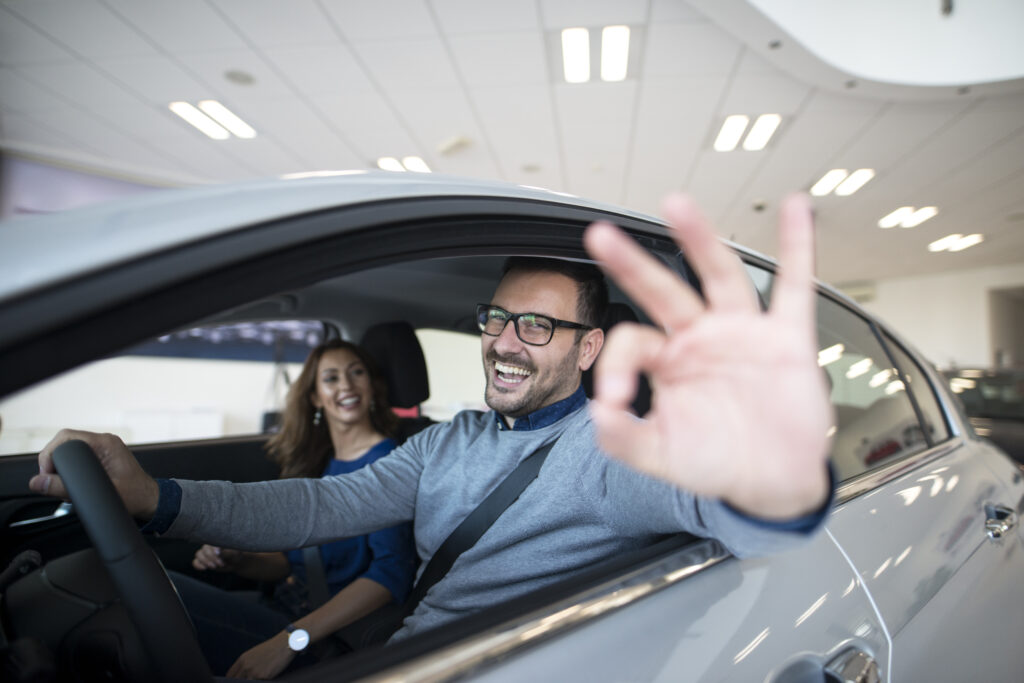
[[302, 545, 330, 609], [403, 438, 558, 617]]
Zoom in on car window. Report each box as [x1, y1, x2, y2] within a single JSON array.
[[817, 295, 932, 481], [0, 321, 325, 456], [416, 328, 488, 421], [883, 333, 952, 445]]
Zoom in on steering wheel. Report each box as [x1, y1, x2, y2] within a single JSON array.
[[52, 440, 213, 683]]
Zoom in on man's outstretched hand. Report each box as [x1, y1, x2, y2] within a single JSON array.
[[583, 193, 833, 520], [29, 429, 160, 520]]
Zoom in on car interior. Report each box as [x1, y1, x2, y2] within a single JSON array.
[[0, 247, 692, 682]]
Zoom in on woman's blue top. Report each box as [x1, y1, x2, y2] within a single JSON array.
[[286, 438, 416, 603]]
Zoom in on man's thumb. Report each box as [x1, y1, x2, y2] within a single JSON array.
[[29, 473, 69, 500]]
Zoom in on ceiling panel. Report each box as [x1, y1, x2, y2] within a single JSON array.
[[5, 0, 159, 59], [174, 49, 296, 100], [262, 44, 376, 97], [556, 82, 636, 202], [643, 21, 741, 79], [321, 0, 437, 41], [471, 85, 563, 190], [0, 6, 74, 65], [0, 67, 75, 113], [231, 98, 362, 171], [313, 94, 419, 163], [16, 63, 146, 115], [447, 32, 549, 87], [432, 0, 540, 34], [215, 0, 339, 47], [95, 56, 215, 104], [103, 0, 247, 53], [351, 37, 461, 91], [539, 0, 650, 29]]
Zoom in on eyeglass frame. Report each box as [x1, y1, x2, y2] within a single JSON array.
[[476, 304, 594, 346]]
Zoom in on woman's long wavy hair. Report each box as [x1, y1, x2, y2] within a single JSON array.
[[266, 339, 398, 479]]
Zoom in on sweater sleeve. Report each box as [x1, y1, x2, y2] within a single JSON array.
[[164, 435, 428, 551]]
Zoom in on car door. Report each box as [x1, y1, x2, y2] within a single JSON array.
[[818, 303, 1024, 682]]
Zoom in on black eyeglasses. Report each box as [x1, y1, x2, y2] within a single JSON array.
[[476, 304, 593, 346]]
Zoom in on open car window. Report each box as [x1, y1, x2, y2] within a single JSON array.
[[0, 320, 325, 455]]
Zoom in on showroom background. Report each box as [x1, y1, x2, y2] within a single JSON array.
[[1, 0, 1022, 450]]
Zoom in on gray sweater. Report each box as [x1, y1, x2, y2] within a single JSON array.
[[168, 405, 817, 639]]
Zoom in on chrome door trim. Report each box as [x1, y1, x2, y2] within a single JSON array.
[[365, 539, 730, 683], [835, 439, 964, 505]]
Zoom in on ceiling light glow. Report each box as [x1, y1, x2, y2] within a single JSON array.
[[197, 100, 256, 138], [928, 234, 963, 252], [742, 114, 781, 151], [948, 233, 984, 251], [714, 115, 750, 152], [878, 206, 915, 229], [401, 156, 431, 173], [901, 206, 938, 228], [562, 28, 590, 83], [169, 101, 229, 140], [600, 26, 630, 82], [377, 157, 405, 172], [834, 168, 875, 196], [810, 169, 848, 196]]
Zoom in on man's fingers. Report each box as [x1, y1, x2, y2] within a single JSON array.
[[28, 473, 68, 500], [661, 194, 759, 314], [590, 401, 659, 466], [769, 193, 816, 327], [583, 221, 704, 331], [590, 323, 665, 411]]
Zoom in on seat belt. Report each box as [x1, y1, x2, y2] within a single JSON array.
[[402, 438, 558, 618], [302, 546, 330, 609]]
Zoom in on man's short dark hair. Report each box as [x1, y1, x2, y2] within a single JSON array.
[[501, 257, 608, 332]]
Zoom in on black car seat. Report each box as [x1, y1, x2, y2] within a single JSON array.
[[360, 321, 435, 443], [581, 302, 653, 416]]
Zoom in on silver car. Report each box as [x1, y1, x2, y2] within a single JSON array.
[[1, 174, 1022, 682]]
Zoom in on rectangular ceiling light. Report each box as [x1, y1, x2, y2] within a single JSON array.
[[600, 26, 630, 82], [401, 156, 431, 173], [928, 234, 963, 252], [377, 157, 405, 172], [817, 343, 844, 366], [878, 207, 915, 228], [810, 169, 848, 196], [169, 101, 229, 140], [948, 233, 984, 251], [198, 100, 256, 138], [562, 28, 590, 83], [901, 206, 938, 228], [714, 115, 749, 152], [742, 114, 781, 151], [834, 168, 875, 196]]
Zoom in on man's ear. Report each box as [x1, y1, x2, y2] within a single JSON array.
[[577, 327, 604, 372]]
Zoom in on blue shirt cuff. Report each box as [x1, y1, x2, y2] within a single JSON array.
[[723, 463, 836, 534], [138, 478, 182, 535]]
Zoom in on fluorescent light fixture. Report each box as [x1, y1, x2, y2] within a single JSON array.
[[810, 169, 848, 196], [169, 101, 229, 140], [949, 377, 976, 393], [714, 115, 749, 152], [817, 343, 844, 367], [562, 28, 590, 83], [198, 100, 256, 138], [600, 26, 630, 82], [885, 380, 906, 395], [401, 156, 431, 173], [869, 369, 893, 388], [948, 233, 984, 251], [834, 168, 875, 196], [377, 157, 405, 172], [845, 358, 873, 379], [742, 114, 781, 151], [928, 234, 963, 252], [901, 206, 938, 228], [878, 207, 915, 229]]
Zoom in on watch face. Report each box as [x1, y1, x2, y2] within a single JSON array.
[[288, 628, 310, 652]]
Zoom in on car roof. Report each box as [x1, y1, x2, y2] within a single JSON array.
[[0, 172, 664, 304]]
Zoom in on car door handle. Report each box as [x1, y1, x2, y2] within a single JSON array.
[[825, 647, 881, 683], [9, 501, 74, 528], [985, 504, 1018, 540]]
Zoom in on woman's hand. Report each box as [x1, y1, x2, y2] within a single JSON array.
[[191, 544, 242, 572], [225, 632, 296, 680]]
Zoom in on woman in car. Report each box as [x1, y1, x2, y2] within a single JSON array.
[[173, 339, 417, 679]]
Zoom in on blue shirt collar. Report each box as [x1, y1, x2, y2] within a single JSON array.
[[495, 384, 587, 431]]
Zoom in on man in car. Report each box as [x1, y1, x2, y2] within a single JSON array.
[[30, 193, 833, 649]]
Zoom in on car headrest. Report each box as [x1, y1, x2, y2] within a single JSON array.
[[582, 302, 652, 416], [359, 321, 430, 409]]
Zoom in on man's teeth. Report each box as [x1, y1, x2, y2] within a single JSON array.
[[495, 361, 531, 377]]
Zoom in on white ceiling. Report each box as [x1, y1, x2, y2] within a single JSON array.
[[2, 0, 1023, 286]]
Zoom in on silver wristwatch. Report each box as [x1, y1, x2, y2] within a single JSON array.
[[285, 623, 310, 652]]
